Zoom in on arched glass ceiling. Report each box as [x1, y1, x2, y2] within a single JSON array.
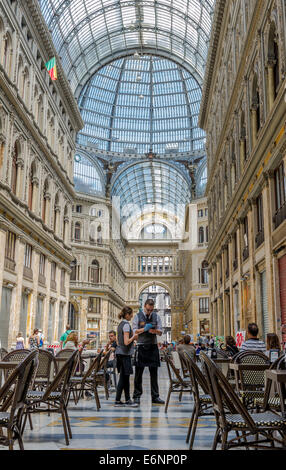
[[39, 0, 215, 96], [111, 160, 191, 220], [77, 55, 205, 154]]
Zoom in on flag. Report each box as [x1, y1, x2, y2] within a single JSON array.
[[45, 57, 57, 81]]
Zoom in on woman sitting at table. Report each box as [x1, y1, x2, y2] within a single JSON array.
[[225, 336, 239, 357], [266, 333, 282, 362], [64, 332, 90, 351]]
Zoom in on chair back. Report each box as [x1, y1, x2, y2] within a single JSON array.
[[0, 347, 8, 360], [234, 351, 270, 391], [2, 349, 31, 380], [82, 350, 103, 381], [55, 348, 76, 372], [163, 352, 185, 386], [43, 350, 79, 401], [36, 349, 58, 380], [99, 349, 112, 372], [183, 351, 209, 404], [0, 350, 38, 418], [200, 352, 256, 432]]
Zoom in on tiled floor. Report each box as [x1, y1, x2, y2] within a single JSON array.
[[1, 364, 217, 450]]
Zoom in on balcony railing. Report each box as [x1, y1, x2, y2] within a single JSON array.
[[38, 274, 46, 286], [255, 230, 264, 249], [242, 246, 249, 261], [4, 257, 16, 272], [23, 266, 33, 280], [273, 202, 286, 229]]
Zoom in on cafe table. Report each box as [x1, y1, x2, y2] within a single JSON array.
[[265, 369, 286, 417]]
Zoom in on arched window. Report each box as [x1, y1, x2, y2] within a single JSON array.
[[200, 260, 209, 284], [28, 161, 37, 211], [53, 193, 60, 234], [198, 227, 204, 243], [89, 259, 101, 284], [267, 22, 280, 107], [42, 178, 49, 223], [251, 74, 260, 141], [97, 225, 102, 244], [11, 141, 20, 195], [74, 222, 81, 240], [2, 33, 12, 76]]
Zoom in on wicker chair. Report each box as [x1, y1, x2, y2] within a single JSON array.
[[183, 351, 213, 449], [254, 354, 286, 412], [24, 350, 79, 445], [95, 350, 112, 400], [200, 352, 286, 450], [0, 350, 38, 450], [33, 349, 58, 390], [232, 351, 270, 409], [0, 347, 8, 360], [163, 351, 192, 413], [1, 349, 31, 381], [68, 350, 103, 409]]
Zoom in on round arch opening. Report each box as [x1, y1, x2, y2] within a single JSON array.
[[139, 284, 172, 344]]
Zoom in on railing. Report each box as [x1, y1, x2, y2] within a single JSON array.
[[23, 266, 33, 280], [4, 257, 16, 272], [255, 230, 264, 249], [38, 274, 46, 286], [273, 202, 286, 229], [242, 246, 249, 261]]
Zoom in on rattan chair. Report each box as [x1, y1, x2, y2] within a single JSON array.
[[33, 349, 58, 390], [254, 354, 286, 412], [1, 349, 32, 381], [95, 350, 112, 400], [232, 350, 270, 409], [163, 351, 192, 413], [0, 350, 38, 450], [0, 347, 8, 360], [68, 350, 103, 409], [200, 352, 286, 450], [183, 351, 213, 449], [24, 350, 79, 445]]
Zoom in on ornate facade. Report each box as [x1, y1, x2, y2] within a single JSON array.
[[0, 0, 82, 348], [200, 0, 286, 344]]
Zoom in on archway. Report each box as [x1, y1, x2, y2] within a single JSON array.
[[139, 284, 171, 344]]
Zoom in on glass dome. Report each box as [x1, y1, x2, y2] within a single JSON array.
[[77, 55, 205, 154]]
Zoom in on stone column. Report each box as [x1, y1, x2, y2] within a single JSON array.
[[251, 106, 258, 147], [262, 172, 275, 331], [0, 228, 7, 308], [79, 297, 88, 341], [16, 157, 24, 199], [31, 177, 39, 214], [30, 250, 40, 332], [267, 60, 276, 110], [44, 192, 51, 227], [100, 299, 109, 344], [8, 236, 25, 348], [54, 205, 61, 236]]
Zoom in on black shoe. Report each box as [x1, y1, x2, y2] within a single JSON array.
[[133, 397, 140, 405], [125, 399, 139, 407], [152, 397, 165, 404], [114, 401, 125, 407]]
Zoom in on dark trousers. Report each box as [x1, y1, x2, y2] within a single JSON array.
[[116, 371, 130, 402], [133, 366, 159, 400]]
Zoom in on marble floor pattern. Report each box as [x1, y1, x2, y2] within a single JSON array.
[[0, 364, 218, 450]]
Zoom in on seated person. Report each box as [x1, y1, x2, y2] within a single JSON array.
[[177, 335, 196, 357], [240, 323, 266, 353], [104, 330, 117, 368]]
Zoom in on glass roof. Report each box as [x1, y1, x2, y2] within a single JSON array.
[[77, 55, 205, 154], [111, 160, 191, 220], [39, 0, 215, 95]]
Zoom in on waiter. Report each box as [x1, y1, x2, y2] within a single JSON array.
[[132, 298, 165, 405]]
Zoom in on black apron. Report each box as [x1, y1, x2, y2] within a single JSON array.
[[135, 344, 160, 368]]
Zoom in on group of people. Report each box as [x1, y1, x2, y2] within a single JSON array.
[[15, 328, 45, 350]]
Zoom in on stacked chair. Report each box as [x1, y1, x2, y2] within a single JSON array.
[[163, 351, 192, 413]]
